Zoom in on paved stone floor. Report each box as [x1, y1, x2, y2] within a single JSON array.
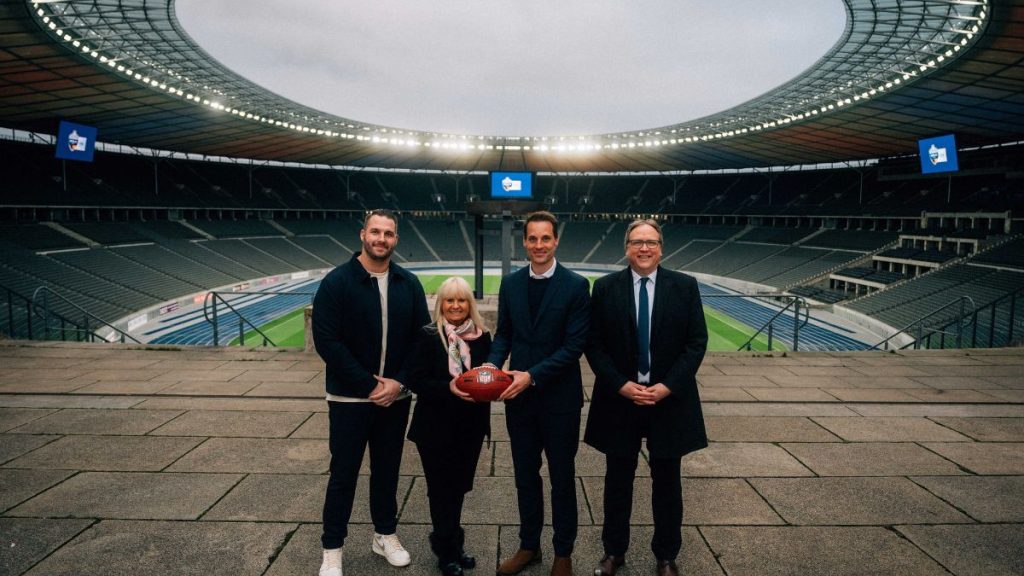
[[0, 341, 1022, 575]]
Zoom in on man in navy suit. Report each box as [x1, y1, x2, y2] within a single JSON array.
[[487, 211, 591, 576], [584, 219, 708, 576]]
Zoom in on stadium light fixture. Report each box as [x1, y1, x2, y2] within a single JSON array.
[[27, 0, 989, 156]]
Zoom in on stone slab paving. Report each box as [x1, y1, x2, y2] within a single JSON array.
[[22, 519, 296, 576], [701, 526, 949, 575], [6, 408, 183, 435], [4, 435, 204, 471], [922, 442, 1024, 475], [0, 518, 94, 576], [0, 408, 56, 433], [748, 477, 972, 525], [705, 416, 841, 442], [0, 341, 1021, 575], [166, 437, 329, 474], [781, 442, 967, 476], [897, 524, 1024, 576], [0, 469, 75, 512], [0, 434, 60, 465], [147, 409, 312, 437], [929, 416, 1024, 441], [910, 476, 1024, 522], [8, 472, 244, 520], [810, 416, 972, 442]]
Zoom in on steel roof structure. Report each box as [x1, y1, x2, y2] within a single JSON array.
[[0, 0, 1021, 173]]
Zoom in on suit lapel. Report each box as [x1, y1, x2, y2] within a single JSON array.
[[617, 268, 638, 357], [509, 268, 530, 327], [650, 267, 669, 350]]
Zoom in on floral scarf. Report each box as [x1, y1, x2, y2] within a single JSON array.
[[444, 319, 483, 378]]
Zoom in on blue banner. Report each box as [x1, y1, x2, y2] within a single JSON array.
[[55, 120, 98, 162]]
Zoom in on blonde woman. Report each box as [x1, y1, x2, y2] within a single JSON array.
[[407, 277, 491, 576]]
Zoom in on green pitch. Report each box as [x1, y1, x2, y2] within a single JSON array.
[[234, 275, 785, 352], [230, 306, 307, 347], [704, 306, 786, 352]]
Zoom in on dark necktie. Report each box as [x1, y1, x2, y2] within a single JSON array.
[[638, 277, 650, 375]]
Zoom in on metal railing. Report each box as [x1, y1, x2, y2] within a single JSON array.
[[30, 286, 140, 344], [202, 289, 315, 346], [870, 295, 975, 351], [702, 293, 810, 351], [928, 287, 1023, 349]]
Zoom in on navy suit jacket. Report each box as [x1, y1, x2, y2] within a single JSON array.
[[584, 266, 708, 458], [487, 262, 591, 415]]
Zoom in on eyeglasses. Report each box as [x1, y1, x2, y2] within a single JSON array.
[[626, 239, 662, 248]]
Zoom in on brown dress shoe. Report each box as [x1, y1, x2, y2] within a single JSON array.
[[496, 548, 541, 576], [551, 556, 573, 576], [656, 559, 679, 576], [594, 554, 625, 575]]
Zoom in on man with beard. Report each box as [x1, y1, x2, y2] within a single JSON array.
[[488, 211, 590, 576], [313, 209, 430, 576]]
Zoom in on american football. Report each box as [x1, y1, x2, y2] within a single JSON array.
[[456, 367, 514, 402]]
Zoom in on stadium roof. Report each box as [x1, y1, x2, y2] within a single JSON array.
[[0, 0, 1021, 173]]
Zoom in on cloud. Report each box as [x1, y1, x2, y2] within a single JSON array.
[[176, 0, 845, 135]]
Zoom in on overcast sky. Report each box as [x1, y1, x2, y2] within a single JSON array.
[[175, 1, 845, 137]]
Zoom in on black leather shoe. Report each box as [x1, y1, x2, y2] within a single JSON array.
[[459, 551, 476, 569], [441, 560, 465, 576], [656, 559, 679, 576], [594, 554, 625, 575]]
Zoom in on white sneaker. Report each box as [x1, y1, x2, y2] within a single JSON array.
[[319, 548, 343, 576], [372, 532, 412, 567]]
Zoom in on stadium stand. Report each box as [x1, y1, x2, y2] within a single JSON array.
[[556, 222, 608, 263], [803, 229, 899, 251], [112, 243, 242, 289], [199, 239, 301, 275], [972, 236, 1024, 270], [288, 236, 351, 267], [737, 226, 814, 244], [48, 248, 201, 303], [159, 240, 265, 281], [683, 243, 788, 277], [413, 219, 472, 261], [189, 219, 281, 238], [244, 238, 332, 270], [0, 223, 85, 250]]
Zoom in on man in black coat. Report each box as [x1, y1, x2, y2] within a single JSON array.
[[312, 209, 430, 576], [487, 211, 591, 576], [584, 219, 708, 576]]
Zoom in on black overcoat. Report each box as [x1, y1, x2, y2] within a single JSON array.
[[583, 266, 708, 458]]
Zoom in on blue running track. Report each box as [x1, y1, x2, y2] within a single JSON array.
[[149, 279, 320, 346], [700, 283, 870, 351]]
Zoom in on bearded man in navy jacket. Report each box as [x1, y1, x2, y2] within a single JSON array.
[[312, 209, 430, 576]]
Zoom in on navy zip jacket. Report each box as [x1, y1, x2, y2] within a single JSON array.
[[312, 253, 430, 398]]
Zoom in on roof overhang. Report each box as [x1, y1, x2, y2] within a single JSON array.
[[1, 0, 1021, 172]]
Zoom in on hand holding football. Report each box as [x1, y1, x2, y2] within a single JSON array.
[[455, 367, 514, 402]]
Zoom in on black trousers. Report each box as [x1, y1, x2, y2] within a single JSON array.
[[602, 453, 682, 561], [507, 408, 580, 557], [417, 432, 484, 561], [321, 398, 410, 549]]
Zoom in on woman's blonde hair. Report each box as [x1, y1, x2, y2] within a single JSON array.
[[431, 277, 488, 343]]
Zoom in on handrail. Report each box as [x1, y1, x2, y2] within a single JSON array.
[[30, 286, 141, 344], [702, 293, 810, 351], [202, 289, 316, 346], [937, 284, 1024, 348], [869, 295, 974, 351]]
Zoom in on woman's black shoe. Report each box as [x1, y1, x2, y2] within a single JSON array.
[[440, 561, 464, 576], [458, 551, 476, 569]]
